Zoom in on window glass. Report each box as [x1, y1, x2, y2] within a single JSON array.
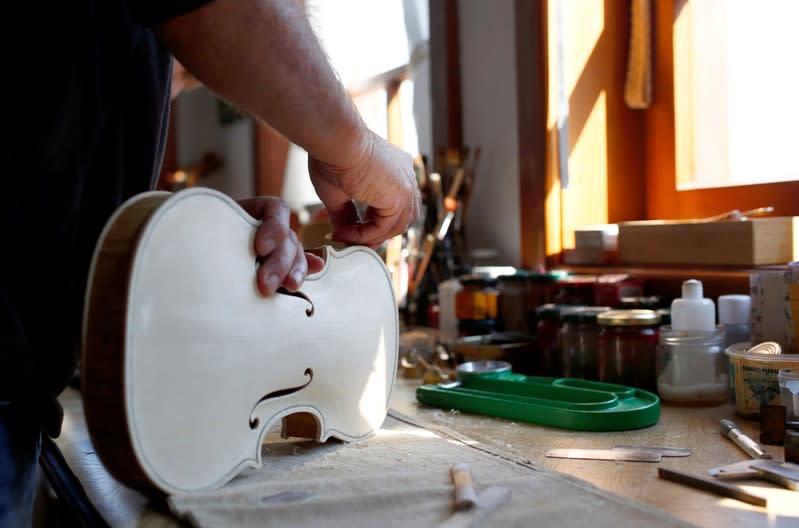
[[306, 0, 409, 86], [675, 0, 799, 190]]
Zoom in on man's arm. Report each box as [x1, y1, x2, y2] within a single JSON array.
[[158, 0, 363, 169], [157, 0, 420, 247]]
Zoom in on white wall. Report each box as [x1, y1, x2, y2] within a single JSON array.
[[458, 0, 521, 266]]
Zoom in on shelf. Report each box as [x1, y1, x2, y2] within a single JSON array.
[[554, 263, 758, 300]]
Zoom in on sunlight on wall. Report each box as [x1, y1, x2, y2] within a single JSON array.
[[545, 0, 608, 256], [560, 0, 605, 98], [562, 91, 608, 248]]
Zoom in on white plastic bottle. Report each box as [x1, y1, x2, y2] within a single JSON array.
[[718, 294, 751, 348], [671, 279, 715, 332]]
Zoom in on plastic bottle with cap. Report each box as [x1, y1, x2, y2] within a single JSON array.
[[718, 294, 751, 348], [671, 279, 715, 332]]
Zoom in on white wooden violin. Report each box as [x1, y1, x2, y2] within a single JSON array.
[[81, 187, 398, 495]]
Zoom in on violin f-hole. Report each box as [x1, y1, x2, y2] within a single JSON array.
[[249, 368, 314, 430], [254, 257, 315, 316], [276, 288, 314, 317]]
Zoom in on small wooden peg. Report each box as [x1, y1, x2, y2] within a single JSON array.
[[450, 462, 478, 510]]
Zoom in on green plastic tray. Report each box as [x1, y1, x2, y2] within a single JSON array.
[[416, 361, 660, 431]]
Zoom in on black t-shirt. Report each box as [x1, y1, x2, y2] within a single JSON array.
[[1, 0, 212, 435]]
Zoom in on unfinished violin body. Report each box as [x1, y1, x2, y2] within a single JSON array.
[[81, 188, 398, 495]]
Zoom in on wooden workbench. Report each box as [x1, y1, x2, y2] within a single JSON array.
[[391, 378, 797, 527], [55, 382, 797, 527]]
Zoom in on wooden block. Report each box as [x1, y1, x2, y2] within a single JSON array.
[[759, 404, 786, 446], [617, 217, 796, 267], [786, 431, 799, 464], [562, 248, 618, 265]]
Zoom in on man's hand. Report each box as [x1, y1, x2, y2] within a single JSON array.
[[159, 0, 420, 248], [237, 197, 325, 296], [308, 131, 421, 248]]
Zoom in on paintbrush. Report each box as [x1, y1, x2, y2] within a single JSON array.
[[405, 204, 427, 295], [437, 147, 480, 241], [413, 155, 428, 190], [412, 233, 436, 293], [429, 172, 444, 225]]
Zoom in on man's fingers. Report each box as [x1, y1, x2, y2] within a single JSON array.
[[256, 229, 299, 295], [332, 211, 407, 248], [280, 240, 309, 292], [305, 252, 326, 274], [240, 197, 292, 256]]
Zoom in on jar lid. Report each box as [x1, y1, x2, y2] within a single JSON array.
[[457, 319, 498, 332], [597, 309, 661, 326], [459, 276, 497, 287], [557, 275, 597, 288], [619, 295, 664, 309], [497, 272, 530, 282], [718, 294, 751, 325], [528, 270, 571, 283], [535, 303, 581, 318], [560, 306, 610, 322]]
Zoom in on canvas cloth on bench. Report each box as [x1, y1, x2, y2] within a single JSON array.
[[168, 411, 692, 528]]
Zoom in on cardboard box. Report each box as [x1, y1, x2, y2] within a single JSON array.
[[750, 266, 799, 353], [617, 217, 797, 267], [574, 224, 618, 250]]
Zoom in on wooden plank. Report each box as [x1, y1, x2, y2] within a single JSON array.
[[429, 0, 462, 161], [391, 379, 793, 528], [515, 0, 548, 271], [617, 218, 795, 266], [554, 263, 752, 300]]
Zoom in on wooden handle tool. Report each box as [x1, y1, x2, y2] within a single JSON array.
[[658, 467, 767, 507]]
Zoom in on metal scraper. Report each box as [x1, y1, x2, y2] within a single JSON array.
[[546, 448, 662, 462], [613, 445, 692, 457]]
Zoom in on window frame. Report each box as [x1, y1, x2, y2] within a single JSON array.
[[646, 0, 799, 221]]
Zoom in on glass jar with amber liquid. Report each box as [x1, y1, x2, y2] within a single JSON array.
[[455, 277, 500, 336], [598, 309, 661, 391], [559, 306, 610, 379]]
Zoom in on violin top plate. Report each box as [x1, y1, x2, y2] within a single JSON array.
[[81, 188, 399, 495]]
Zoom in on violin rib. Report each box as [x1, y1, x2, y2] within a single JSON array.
[[81, 188, 399, 495]]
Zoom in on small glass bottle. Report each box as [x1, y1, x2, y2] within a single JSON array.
[[656, 326, 727, 403], [497, 272, 531, 334], [554, 275, 597, 306], [559, 306, 610, 379], [779, 368, 799, 420], [597, 309, 661, 391], [718, 294, 751, 348], [529, 270, 569, 306], [455, 277, 500, 336], [657, 279, 728, 404], [455, 277, 499, 320], [534, 304, 567, 376]]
